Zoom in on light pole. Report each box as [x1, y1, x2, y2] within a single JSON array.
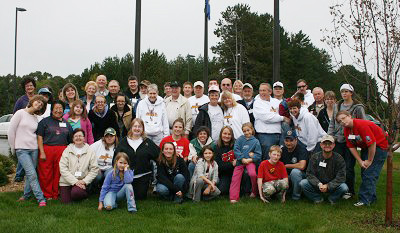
[[134, 0, 141, 81], [14, 7, 27, 103], [187, 54, 195, 81]]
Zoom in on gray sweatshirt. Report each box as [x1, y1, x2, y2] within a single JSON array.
[[327, 99, 366, 143]]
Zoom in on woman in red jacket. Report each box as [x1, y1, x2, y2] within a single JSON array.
[[336, 110, 388, 207]]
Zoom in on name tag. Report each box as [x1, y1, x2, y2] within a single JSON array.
[[59, 123, 67, 127], [319, 161, 327, 168], [348, 135, 356, 140], [74, 171, 82, 177]]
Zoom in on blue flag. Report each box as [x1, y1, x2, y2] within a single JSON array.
[[206, 0, 210, 20]]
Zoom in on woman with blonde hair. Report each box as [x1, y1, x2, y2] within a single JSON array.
[[81, 81, 98, 112], [113, 118, 160, 199], [220, 91, 250, 139], [233, 80, 244, 97]]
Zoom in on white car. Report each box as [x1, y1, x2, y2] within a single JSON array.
[[0, 114, 13, 136]]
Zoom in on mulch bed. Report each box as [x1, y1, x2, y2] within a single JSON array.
[[0, 173, 24, 193]]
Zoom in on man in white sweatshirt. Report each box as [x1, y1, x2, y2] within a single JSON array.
[[188, 81, 209, 126], [288, 99, 326, 153], [253, 83, 290, 160], [136, 84, 169, 145], [293, 79, 314, 108]]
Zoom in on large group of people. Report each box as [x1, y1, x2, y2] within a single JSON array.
[[7, 74, 389, 212]]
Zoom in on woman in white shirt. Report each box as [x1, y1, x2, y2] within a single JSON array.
[[90, 127, 118, 188], [220, 91, 250, 139]]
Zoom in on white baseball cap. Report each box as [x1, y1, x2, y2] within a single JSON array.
[[243, 83, 253, 89], [340, 84, 354, 92], [194, 81, 204, 88], [208, 85, 220, 93], [273, 81, 284, 88]]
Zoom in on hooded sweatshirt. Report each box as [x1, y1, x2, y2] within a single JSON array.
[[136, 96, 169, 137], [327, 99, 366, 143], [234, 135, 262, 166], [291, 107, 326, 152]]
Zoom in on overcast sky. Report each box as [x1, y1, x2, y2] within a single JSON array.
[[0, 0, 336, 77]]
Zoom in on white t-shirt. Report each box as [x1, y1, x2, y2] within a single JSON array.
[[188, 95, 210, 124], [127, 137, 143, 151], [90, 140, 115, 171], [223, 104, 250, 139], [208, 104, 224, 141]]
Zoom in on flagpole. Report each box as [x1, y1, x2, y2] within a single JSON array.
[[134, 0, 141, 81], [203, 0, 209, 85]]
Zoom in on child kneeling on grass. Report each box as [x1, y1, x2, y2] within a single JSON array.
[[257, 145, 289, 203], [98, 152, 137, 213], [229, 123, 262, 203], [188, 145, 221, 202]]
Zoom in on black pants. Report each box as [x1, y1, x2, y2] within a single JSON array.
[[334, 142, 355, 194], [132, 174, 151, 200]]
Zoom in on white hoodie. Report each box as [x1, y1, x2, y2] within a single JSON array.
[[253, 95, 283, 134], [136, 96, 169, 137], [291, 107, 326, 152]]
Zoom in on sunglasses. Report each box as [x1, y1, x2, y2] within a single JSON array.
[[297, 85, 306, 89]]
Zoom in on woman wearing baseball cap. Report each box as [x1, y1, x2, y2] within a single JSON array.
[[327, 84, 366, 199]]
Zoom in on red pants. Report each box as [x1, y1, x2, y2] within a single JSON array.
[[38, 145, 67, 199]]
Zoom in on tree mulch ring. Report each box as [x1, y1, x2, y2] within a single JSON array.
[[356, 211, 400, 230], [0, 173, 24, 193]]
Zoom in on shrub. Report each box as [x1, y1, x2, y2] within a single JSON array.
[[0, 154, 15, 175], [0, 164, 9, 186]]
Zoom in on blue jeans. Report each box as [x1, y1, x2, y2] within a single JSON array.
[[257, 133, 281, 160], [156, 174, 185, 200], [300, 179, 348, 203], [359, 147, 387, 204], [103, 184, 137, 212], [188, 162, 196, 179], [289, 169, 306, 200], [16, 149, 45, 202], [15, 161, 25, 180], [279, 122, 293, 145], [94, 168, 113, 186]]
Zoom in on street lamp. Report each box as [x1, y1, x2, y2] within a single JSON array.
[[187, 54, 195, 81], [14, 7, 27, 103]]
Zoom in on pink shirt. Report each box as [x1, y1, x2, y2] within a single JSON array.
[[8, 109, 39, 150]]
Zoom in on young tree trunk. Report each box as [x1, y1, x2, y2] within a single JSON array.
[[385, 149, 393, 226]]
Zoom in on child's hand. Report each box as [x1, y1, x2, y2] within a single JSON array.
[[249, 152, 254, 158], [241, 158, 248, 165], [260, 195, 269, 203], [98, 202, 103, 211], [124, 164, 129, 171], [176, 191, 183, 197], [231, 159, 237, 167]]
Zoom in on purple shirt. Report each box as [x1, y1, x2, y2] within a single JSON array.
[[36, 116, 73, 145], [99, 169, 134, 202], [13, 95, 29, 113]]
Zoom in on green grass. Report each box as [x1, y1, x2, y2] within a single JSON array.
[[1, 155, 399, 233]]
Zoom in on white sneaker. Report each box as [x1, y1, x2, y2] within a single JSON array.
[[354, 201, 366, 207], [342, 192, 353, 200]]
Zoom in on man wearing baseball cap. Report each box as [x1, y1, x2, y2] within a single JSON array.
[[188, 81, 210, 127], [280, 130, 308, 200], [237, 83, 255, 126], [165, 81, 192, 137], [300, 135, 348, 204], [193, 85, 224, 141], [327, 83, 366, 199], [272, 81, 285, 102]]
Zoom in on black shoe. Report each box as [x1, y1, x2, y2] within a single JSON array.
[[14, 177, 24, 182]]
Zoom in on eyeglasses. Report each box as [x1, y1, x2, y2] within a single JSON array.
[[222, 84, 231, 86], [297, 85, 306, 89]]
